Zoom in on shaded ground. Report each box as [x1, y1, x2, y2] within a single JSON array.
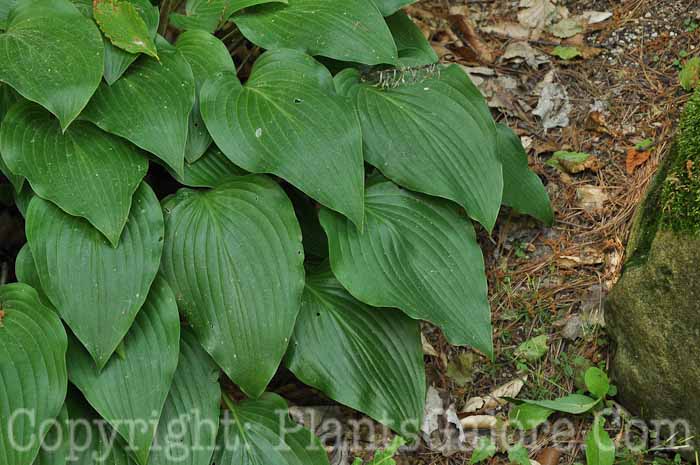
[[407, 0, 698, 464]]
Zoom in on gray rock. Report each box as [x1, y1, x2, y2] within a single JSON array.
[[607, 91, 700, 453]]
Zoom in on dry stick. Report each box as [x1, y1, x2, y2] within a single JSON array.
[[447, 14, 495, 64]]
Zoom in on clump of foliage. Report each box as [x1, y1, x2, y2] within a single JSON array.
[[507, 367, 617, 465], [0, 0, 552, 463], [659, 88, 700, 233]]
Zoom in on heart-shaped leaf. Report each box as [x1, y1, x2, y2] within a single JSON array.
[[0, 0, 104, 129], [320, 178, 493, 356], [170, 0, 285, 32], [387, 10, 438, 67], [201, 49, 365, 226], [68, 276, 180, 465], [1, 101, 148, 245], [0, 283, 68, 465], [373, 0, 416, 16], [213, 393, 330, 465], [175, 30, 235, 162], [148, 328, 221, 465], [168, 144, 246, 188], [94, 0, 158, 58], [497, 123, 553, 225], [285, 265, 426, 435], [335, 65, 502, 231], [233, 0, 398, 65], [81, 41, 195, 176], [26, 182, 164, 368], [160, 175, 304, 398]]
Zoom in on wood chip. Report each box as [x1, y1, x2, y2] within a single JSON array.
[[536, 447, 562, 465], [460, 415, 499, 430]]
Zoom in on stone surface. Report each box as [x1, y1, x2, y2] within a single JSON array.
[[607, 230, 700, 447], [607, 90, 700, 451]]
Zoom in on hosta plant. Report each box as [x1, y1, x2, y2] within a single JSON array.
[[0, 0, 553, 463]]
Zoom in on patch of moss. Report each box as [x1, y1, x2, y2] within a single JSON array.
[[625, 144, 672, 267], [659, 89, 700, 234]]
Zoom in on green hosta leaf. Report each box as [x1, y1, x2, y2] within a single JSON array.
[[175, 30, 235, 163], [15, 245, 50, 307], [497, 123, 553, 225], [26, 182, 164, 368], [508, 403, 554, 431], [0, 83, 17, 120], [0, 0, 104, 129], [68, 0, 92, 16], [213, 393, 330, 465], [285, 266, 425, 435], [170, 0, 285, 32], [94, 0, 157, 58], [319, 178, 493, 356], [201, 49, 365, 226], [335, 65, 502, 231], [584, 367, 610, 399], [233, 0, 398, 65], [1, 101, 148, 245], [12, 182, 32, 217], [387, 11, 437, 67], [0, 86, 21, 191], [373, 0, 416, 16], [0, 283, 68, 465], [585, 417, 615, 465], [160, 176, 304, 397], [0, 153, 21, 191], [0, 0, 14, 28], [35, 390, 142, 465], [288, 187, 328, 259], [148, 328, 221, 465], [82, 40, 195, 176], [168, 144, 246, 188], [518, 394, 599, 414], [32, 405, 69, 465], [38, 389, 139, 465], [68, 277, 180, 465], [102, 0, 160, 85]]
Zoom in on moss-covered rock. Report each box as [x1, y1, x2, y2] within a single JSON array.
[[607, 90, 700, 450], [658, 90, 700, 233]]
